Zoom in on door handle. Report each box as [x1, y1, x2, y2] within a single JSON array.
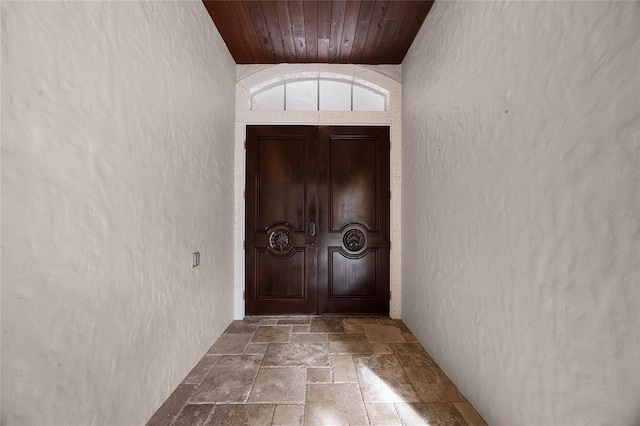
[[308, 222, 316, 237]]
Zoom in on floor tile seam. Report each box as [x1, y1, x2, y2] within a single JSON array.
[[301, 371, 308, 426], [446, 401, 472, 424], [267, 404, 277, 425], [353, 355, 425, 406], [190, 355, 222, 386], [184, 382, 204, 408], [244, 350, 266, 405], [204, 404, 277, 426], [352, 367, 372, 426], [397, 358, 468, 402], [170, 399, 214, 426], [157, 401, 183, 426], [182, 366, 214, 386], [203, 403, 218, 426], [243, 329, 257, 355], [184, 401, 219, 405], [391, 402, 407, 426], [260, 365, 313, 369], [329, 357, 336, 383], [208, 401, 280, 406], [451, 401, 484, 426]]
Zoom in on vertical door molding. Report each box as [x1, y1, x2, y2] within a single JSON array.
[[234, 64, 402, 319]]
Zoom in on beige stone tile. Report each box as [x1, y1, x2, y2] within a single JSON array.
[[289, 333, 328, 343], [343, 323, 364, 333], [310, 318, 344, 333], [401, 367, 439, 402], [330, 354, 358, 383], [365, 403, 402, 426], [248, 368, 306, 404], [224, 319, 260, 334], [146, 384, 197, 426], [402, 332, 418, 343], [355, 354, 411, 383], [376, 318, 396, 326], [453, 402, 487, 425], [354, 355, 420, 403], [207, 333, 253, 355], [403, 366, 465, 402], [251, 326, 291, 343], [328, 333, 366, 342], [329, 340, 372, 354], [343, 318, 380, 325], [183, 355, 219, 384], [304, 384, 369, 425], [307, 368, 332, 383], [394, 402, 467, 426], [370, 343, 393, 354], [206, 404, 275, 426], [260, 319, 279, 326], [362, 325, 407, 343], [189, 355, 261, 403], [244, 343, 268, 356], [262, 343, 330, 367], [391, 343, 438, 369], [273, 405, 305, 426], [359, 379, 421, 403], [172, 404, 214, 426], [390, 320, 412, 334], [292, 325, 311, 333], [278, 318, 311, 325]]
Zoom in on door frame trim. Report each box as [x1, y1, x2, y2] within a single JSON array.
[[234, 64, 403, 319]]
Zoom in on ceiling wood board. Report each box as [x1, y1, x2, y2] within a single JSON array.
[[202, 0, 434, 64]]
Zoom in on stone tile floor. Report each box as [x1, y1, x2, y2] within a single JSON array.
[[147, 317, 486, 426]]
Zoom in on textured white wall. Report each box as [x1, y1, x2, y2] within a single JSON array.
[[1, 2, 236, 425], [402, 1, 639, 425]]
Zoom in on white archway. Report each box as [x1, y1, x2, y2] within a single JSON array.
[[233, 64, 403, 319]]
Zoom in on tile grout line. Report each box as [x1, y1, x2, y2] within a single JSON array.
[[243, 329, 262, 405], [351, 340, 373, 425], [300, 366, 308, 426], [392, 401, 405, 426]]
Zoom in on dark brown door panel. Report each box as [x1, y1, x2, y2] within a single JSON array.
[[317, 126, 390, 314], [245, 126, 318, 315]]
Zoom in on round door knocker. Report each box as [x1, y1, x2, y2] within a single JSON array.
[[343, 229, 366, 252], [269, 229, 292, 252]]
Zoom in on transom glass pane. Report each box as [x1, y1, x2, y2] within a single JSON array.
[[285, 80, 318, 111], [353, 85, 385, 111], [319, 80, 351, 111], [252, 85, 284, 111]]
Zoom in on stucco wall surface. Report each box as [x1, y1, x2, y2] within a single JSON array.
[[1, 2, 236, 425], [402, 1, 639, 425]]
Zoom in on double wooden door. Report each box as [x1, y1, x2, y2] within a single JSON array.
[[245, 126, 390, 315]]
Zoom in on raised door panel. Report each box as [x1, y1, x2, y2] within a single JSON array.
[[256, 137, 307, 231], [329, 137, 379, 232]]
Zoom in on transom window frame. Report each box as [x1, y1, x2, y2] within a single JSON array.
[[250, 72, 390, 112]]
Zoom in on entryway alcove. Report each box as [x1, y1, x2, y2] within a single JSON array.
[[233, 64, 403, 319]]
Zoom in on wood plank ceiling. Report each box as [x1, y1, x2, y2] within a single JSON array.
[[202, 1, 434, 64]]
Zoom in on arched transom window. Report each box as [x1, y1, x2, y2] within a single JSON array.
[[250, 73, 388, 112]]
